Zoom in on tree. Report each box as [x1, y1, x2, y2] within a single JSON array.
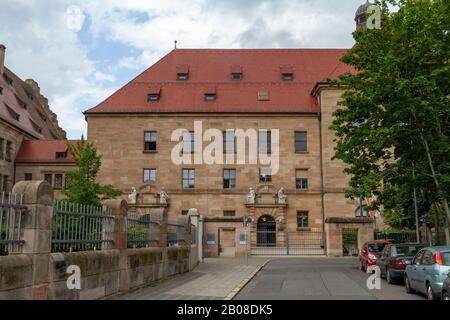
[[62, 135, 121, 207], [330, 0, 449, 242]]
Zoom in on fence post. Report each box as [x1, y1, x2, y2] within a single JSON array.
[[184, 216, 192, 246], [11, 180, 53, 300], [102, 199, 128, 291]]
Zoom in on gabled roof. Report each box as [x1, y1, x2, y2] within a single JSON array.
[[15, 140, 76, 164], [85, 49, 354, 115]]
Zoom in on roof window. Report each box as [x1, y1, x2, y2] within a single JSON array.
[[176, 64, 189, 81], [147, 85, 161, 102]]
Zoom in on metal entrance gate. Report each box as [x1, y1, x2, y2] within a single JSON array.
[[251, 230, 325, 255]]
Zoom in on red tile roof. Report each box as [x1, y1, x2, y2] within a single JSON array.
[[15, 140, 76, 163], [85, 49, 354, 114]]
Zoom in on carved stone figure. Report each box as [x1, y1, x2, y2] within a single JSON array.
[[159, 187, 169, 204], [246, 188, 256, 204], [128, 187, 138, 204], [277, 187, 287, 204]]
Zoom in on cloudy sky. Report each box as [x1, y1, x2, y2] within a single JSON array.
[[0, 0, 365, 139]]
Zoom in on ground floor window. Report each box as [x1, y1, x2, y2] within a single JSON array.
[[24, 173, 32, 181], [44, 174, 52, 185], [223, 210, 236, 217], [297, 211, 309, 228], [54, 174, 63, 189]]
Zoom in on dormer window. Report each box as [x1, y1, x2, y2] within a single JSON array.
[[16, 95, 27, 109], [4, 103, 20, 121], [282, 73, 294, 81], [3, 74, 13, 86], [29, 117, 42, 134], [176, 64, 189, 81], [231, 73, 242, 81], [230, 65, 243, 81], [0, 86, 3, 95], [280, 65, 294, 81], [56, 152, 67, 160], [147, 85, 162, 102], [204, 85, 217, 101]]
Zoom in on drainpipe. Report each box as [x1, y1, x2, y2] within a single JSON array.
[[318, 109, 327, 255]]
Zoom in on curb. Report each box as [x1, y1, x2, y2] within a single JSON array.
[[223, 260, 270, 300]]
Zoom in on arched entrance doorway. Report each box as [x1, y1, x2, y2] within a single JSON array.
[[257, 215, 276, 247]]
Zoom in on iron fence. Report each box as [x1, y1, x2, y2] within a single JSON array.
[[127, 213, 160, 248], [51, 201, 114, 252], [167, 220, 185, 246], [374, 231, 419, 244], [0, 192, 25, 255], [250, 231, 324, 255]]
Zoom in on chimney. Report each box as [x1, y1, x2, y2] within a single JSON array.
[[0, 44, 6, 75]]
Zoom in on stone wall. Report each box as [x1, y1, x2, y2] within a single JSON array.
[[0, 180, 195, 300]]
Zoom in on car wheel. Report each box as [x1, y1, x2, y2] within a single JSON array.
[[442, 291, 449, 301], [426, 283, 437, 301], [405, 276, 415, 294], [386, 268, 393, 284]]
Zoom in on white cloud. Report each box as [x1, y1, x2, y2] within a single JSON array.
[[0, 0, 365, 139]]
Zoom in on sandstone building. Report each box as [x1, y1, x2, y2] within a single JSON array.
[[84, 47, 379, 257], [0, 44, 68, 193]]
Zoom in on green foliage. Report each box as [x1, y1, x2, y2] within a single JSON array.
[[127, 225, 151, 248], [61, 135, 121, 207], [330, 0, 449, 229]]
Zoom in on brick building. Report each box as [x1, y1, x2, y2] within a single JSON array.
[[0, 44, 67, 193], [84, 47, 380, 257]]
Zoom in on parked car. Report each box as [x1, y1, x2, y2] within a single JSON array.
[[442, 272, 450, 300], [359, 240, 391, 272], [404, 246, 450, 300], [377, 243, 426, 284]]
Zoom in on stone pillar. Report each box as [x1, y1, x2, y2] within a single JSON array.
[[11, 180, 53, 300], [188, 209, 203, 263], [102, 199, 128, 291], [184, 216, 192, 246], [325, 223, 342, 257]]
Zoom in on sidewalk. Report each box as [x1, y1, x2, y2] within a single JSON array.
[[118, 257, 269, 300]]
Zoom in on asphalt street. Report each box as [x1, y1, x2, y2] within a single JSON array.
[[235, 257, 426, 300]]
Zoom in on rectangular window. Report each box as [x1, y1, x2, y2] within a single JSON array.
[[295, 131, 307, 152], [44, 174, 52, 185], [182, 131, 195, 153], [296, 169, 309, 190], [223, 169, 236, 189], [24, 173, 32, 181], [144, 131, 157, 151], [223, 210, 236, 217], [297, 211, 309, 228], [181, 210, 189, 216], [182, 169, 195, 189], [55, 152, 66, 160], [5, 141, 12, 162], [143, 168, 156, 183], [259, 130, 271, 153], [223, 130, 235, 154], [259, 168, 272, 183], [54, 174, 63, 189]]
